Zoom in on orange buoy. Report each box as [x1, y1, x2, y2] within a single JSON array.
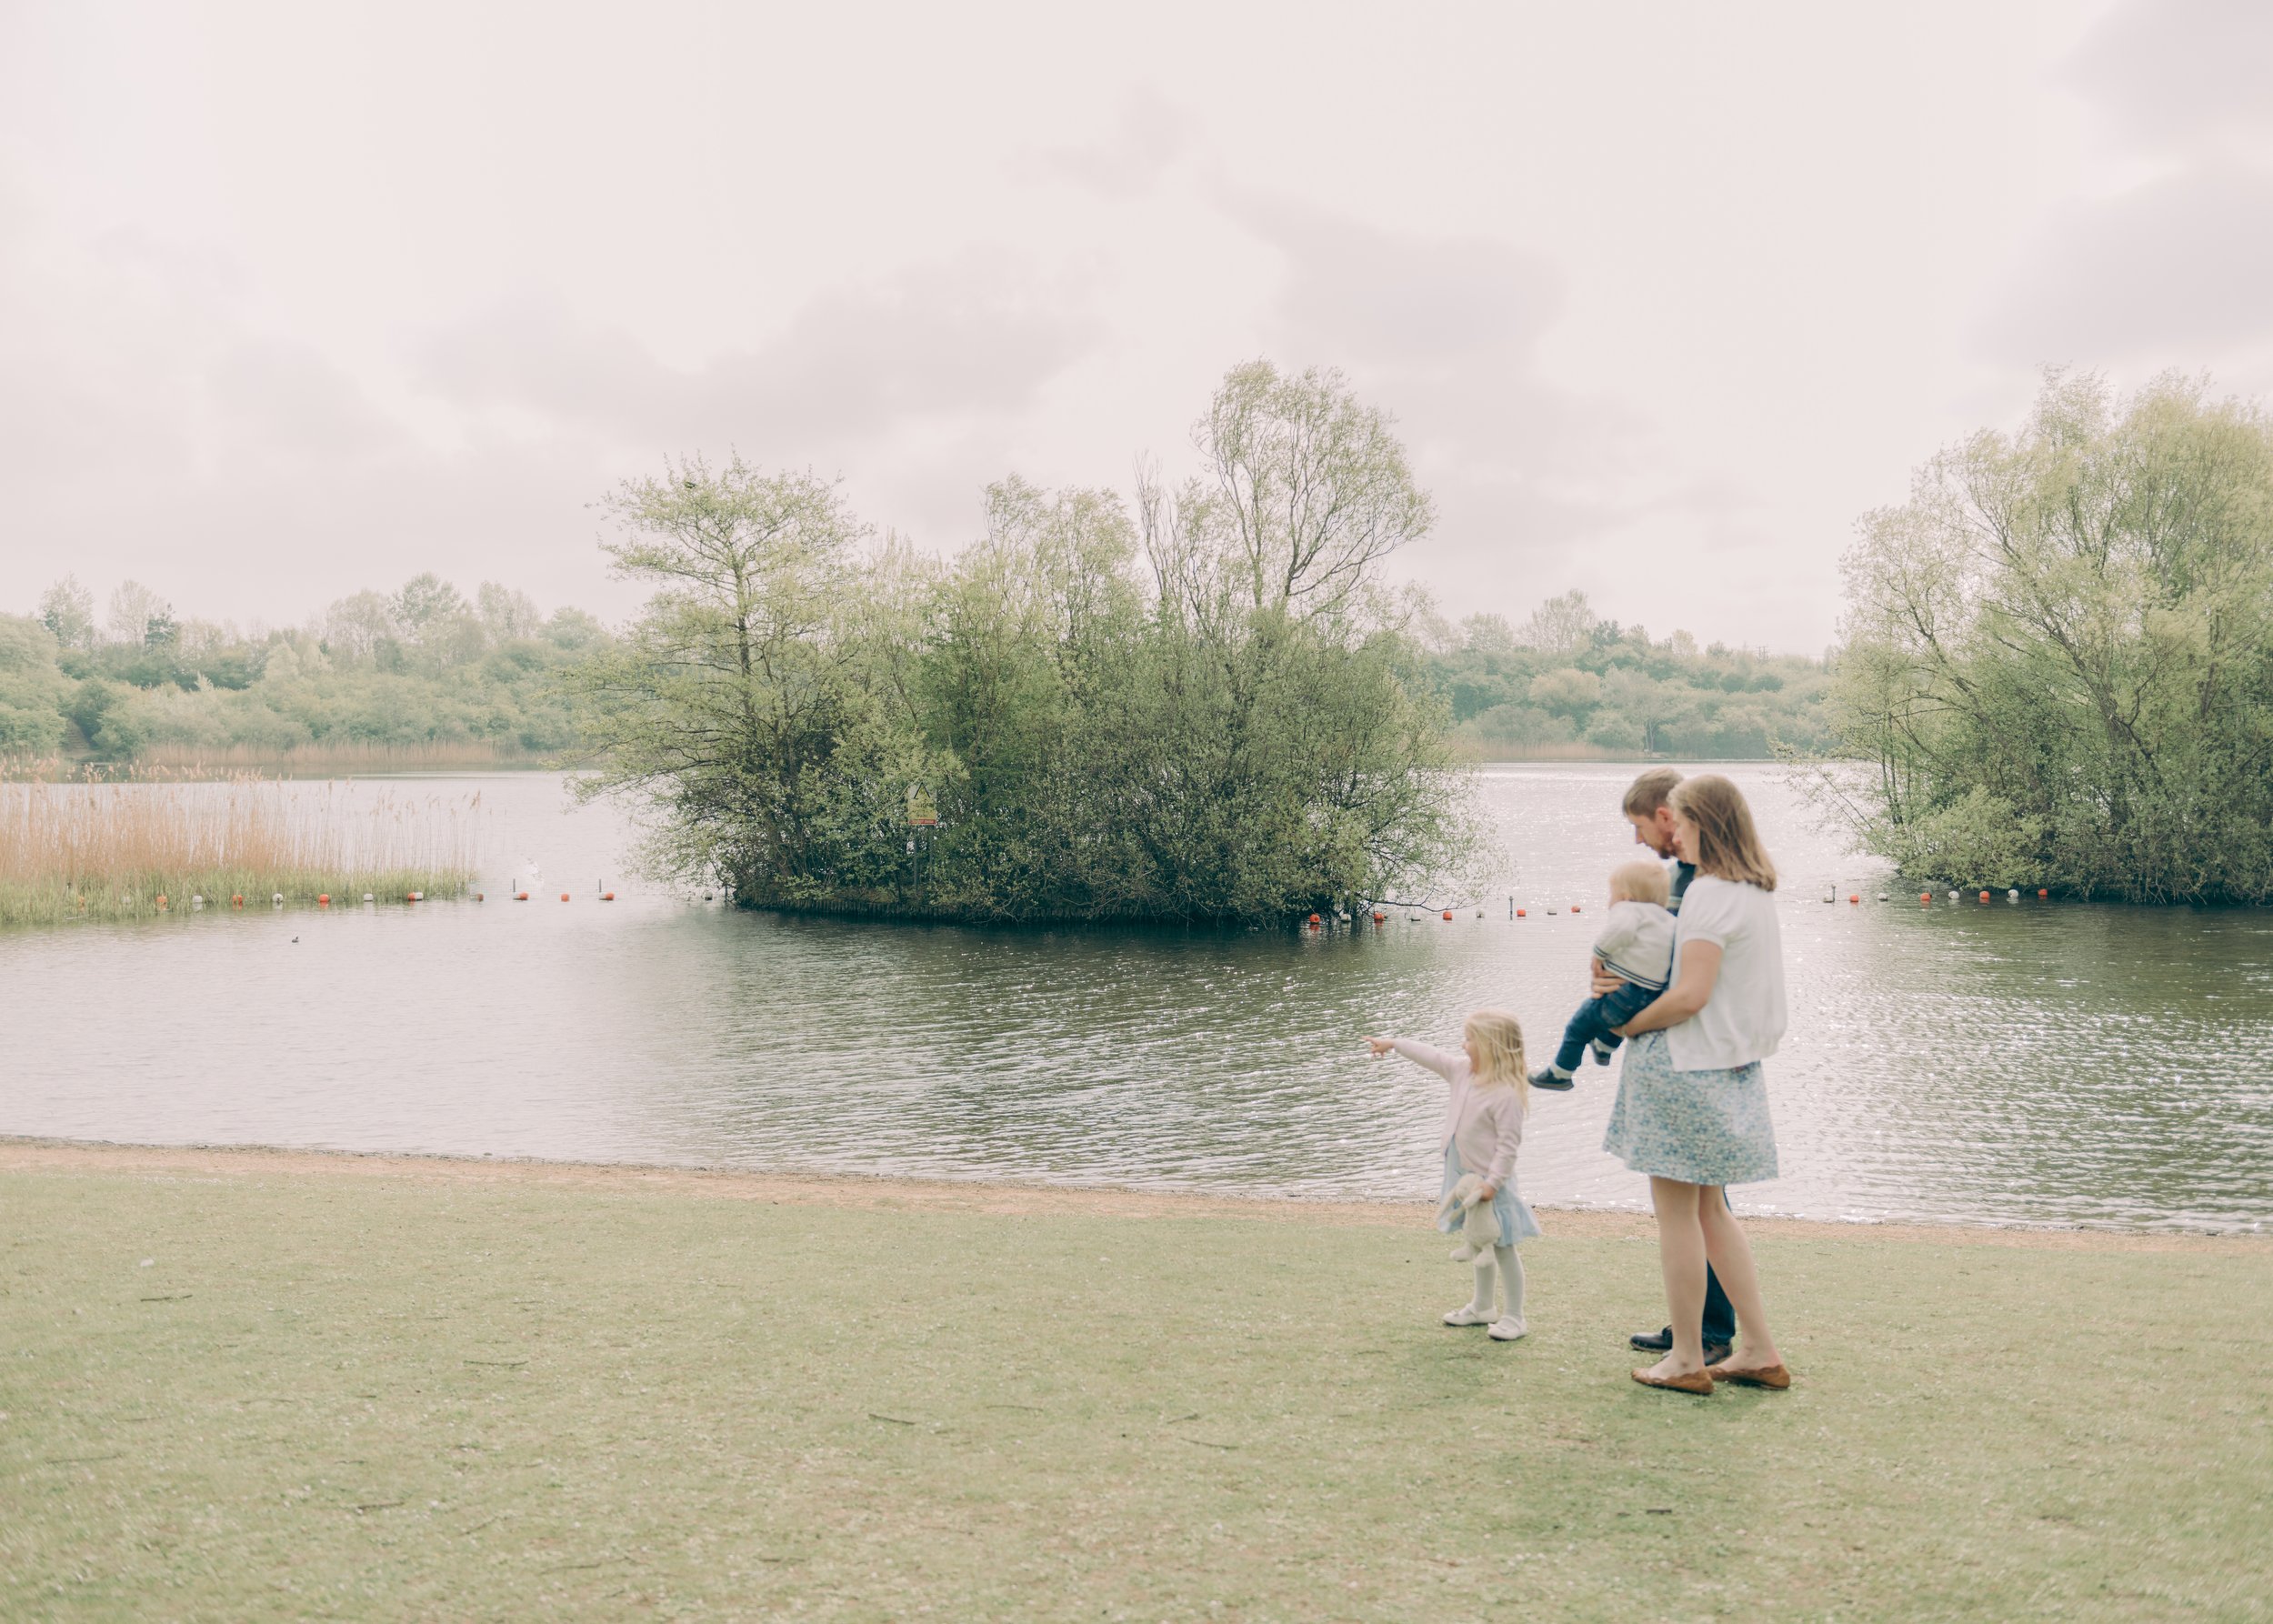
[[560, 892, 570, 902], [318, 894, 330, 907], [1920, 892, 1931, 904], [1308, 912, 1321, 924], [1570, 904, 1581, 914], [2038, 888, 2048, 898], [1371, 910, 1385, 923], [231, 894, 244, 907], [1516, 907, 1527, 917], [1979, 890, 1990, 903], [516, 892, 529, 901], [155, 894, 168, 911], [1847, 894, 1858, 904], [476, 893, 485, 902]]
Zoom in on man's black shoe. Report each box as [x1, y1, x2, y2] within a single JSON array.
[[1629, 1327, 1733, 1365], [1527, 1068, 1575, 1092]]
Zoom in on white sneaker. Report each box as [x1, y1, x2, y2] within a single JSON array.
[[1442, 1304, 1496, 1327], [1487, 1315, 1528, 1341]]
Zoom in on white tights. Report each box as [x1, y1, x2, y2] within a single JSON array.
[[1470, 1245, 1526, 1318]]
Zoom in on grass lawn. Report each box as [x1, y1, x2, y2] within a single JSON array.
[[2, 1145, 2268, 1621]]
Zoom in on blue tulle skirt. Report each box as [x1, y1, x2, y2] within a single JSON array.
[[1437, 1140, 1541, 1247]]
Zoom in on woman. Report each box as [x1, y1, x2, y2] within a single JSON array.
[[1602, 773, 1791, 1395]]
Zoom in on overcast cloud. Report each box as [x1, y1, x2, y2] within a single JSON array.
[[1978, 0, 2273, 370], [4, 0, 2267, 649]]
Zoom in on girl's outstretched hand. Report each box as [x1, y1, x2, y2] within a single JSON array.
[[1364, 1035, 1396, 1058]]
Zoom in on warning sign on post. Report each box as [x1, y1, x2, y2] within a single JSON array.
[[906, 790, 938, 827]]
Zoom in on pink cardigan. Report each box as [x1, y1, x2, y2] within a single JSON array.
[[1392, 1039, 1526, 1188]]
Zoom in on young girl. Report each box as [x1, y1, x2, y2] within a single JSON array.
[[1366, 1011, 1540, 1341]]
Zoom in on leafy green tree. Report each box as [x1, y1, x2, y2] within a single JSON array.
[[395, 574, 467, 633], [322, 592, 397, 666], [1518, 589, 1597, 654], [477, 583, 543, 641], [0, 617, 70, 755], [37, 578, 95, 651], [1458, 614, 1517, 657], [1527, 667, 1601, 717], [572, 458, 890, 897], [1825, 370, 2273, 901], [105, 581, 169, 647], [1162, 360, 1435, 622]]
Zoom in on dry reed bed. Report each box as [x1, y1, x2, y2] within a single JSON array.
[[4, 742, 541, 778], [135, 741, 544, 774], [0, 776, 480, 927]]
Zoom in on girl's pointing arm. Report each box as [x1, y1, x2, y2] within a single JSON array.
[[1387, 1038, 1462, 1079]]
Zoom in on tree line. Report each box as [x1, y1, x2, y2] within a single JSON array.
[[1417, 591, 1832, 759], [0, 574, 606, 762]]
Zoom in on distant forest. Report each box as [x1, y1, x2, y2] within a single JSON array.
[[0, 574, 1829, 770], [1419, 590, 1831, 760], [0, 575, 607, 764]]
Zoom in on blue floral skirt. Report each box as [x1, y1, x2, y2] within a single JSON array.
[[1602, 1030, 1779, 1186], [1437, 1140, 1541, 1248]]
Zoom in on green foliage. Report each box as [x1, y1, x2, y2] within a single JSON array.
[[0, 617, 72, 755], [1419, 600, 1832, 759], [9, 579, 607, 763], [580, 365, 1478, 924], [36, 576, 95, 651], [1827, 371, 2273, 902]]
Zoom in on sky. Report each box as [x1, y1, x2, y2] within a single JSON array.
[[4, 0, 2271, 652]]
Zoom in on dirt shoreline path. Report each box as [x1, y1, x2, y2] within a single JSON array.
[[5, 1134, 2255, 1254]]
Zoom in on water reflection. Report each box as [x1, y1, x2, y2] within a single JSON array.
[[3, 767, 2268, 1232]]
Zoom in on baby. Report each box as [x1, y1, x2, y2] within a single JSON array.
[[1528, 859, 1675, 1091]]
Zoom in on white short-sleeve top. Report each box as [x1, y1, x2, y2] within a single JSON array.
[[1665, 875, 1787, 1072]]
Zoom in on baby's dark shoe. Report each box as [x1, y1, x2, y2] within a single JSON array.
[[1589, 1039, 1617, 1065], [1527, 1067, 1575, 1092]]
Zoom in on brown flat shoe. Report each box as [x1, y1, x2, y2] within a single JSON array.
[[1631, 1367, 1715, 1395], [1705, 1361, 1791, 1389]]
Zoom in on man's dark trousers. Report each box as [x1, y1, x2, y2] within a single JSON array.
[[1702, 1262, 1736, 1346]]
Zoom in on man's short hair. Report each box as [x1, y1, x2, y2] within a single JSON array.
[[1621, 767, 1684, 817]]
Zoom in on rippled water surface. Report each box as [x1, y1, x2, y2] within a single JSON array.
[[5, 766, 2269, 1232]]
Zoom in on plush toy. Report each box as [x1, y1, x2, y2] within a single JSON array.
[[1435, 1173, 1499, 1262]]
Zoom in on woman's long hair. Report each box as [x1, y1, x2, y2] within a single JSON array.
[[1464, 1009, 1529, 1109], [1669, 774, 1777, 891]]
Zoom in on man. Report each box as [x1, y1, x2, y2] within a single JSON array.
[[1607, 767, 1737, 1364]]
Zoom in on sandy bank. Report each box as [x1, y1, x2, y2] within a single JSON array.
[[4, 1134, 2251, 1255]]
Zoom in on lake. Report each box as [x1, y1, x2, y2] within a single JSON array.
[[5, 765, 2268, 1233]]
